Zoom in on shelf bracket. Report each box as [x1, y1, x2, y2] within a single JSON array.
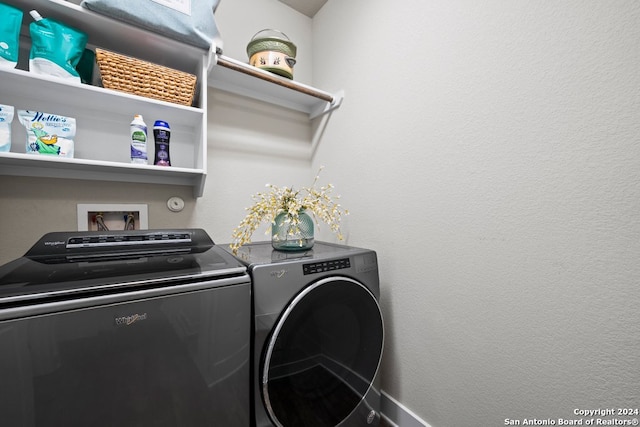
[[309, 89, 343, 120]]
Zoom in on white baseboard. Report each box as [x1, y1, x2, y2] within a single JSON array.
[[381, 390, 432, 427]]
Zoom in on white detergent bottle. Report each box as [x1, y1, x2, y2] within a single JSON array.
[[130, 114, 147, 164]]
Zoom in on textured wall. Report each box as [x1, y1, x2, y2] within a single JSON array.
[[312, 1, 640, 426]]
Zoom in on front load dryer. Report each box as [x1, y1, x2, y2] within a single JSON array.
[[226, 241, 384, 427]]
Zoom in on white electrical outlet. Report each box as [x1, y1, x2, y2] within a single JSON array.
[[77, 204, 149, 231]]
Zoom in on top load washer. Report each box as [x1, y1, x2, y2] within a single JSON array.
[[0, 229, 251, 427], [226, 241, 384, 427]]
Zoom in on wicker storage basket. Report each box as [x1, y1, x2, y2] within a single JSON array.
[[95, 48, 196, 106]]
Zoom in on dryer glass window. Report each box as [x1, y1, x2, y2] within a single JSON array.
[[262, 277, 383, 427]]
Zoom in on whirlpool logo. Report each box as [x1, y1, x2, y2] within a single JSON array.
[[270, 269, 288, 279], [115, 313, 148, 326]]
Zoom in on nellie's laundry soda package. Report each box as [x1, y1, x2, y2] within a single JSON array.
[[18, 110, 76, 157]]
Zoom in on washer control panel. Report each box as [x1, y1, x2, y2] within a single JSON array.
[[303, 257, 350, 275]]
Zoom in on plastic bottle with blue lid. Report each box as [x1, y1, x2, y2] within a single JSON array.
[[153, 120, 171, 166]]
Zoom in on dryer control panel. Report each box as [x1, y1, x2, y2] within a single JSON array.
[[303, 258, 350, 275]]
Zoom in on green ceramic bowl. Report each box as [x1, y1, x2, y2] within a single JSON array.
[[247, 29, 297, 79]]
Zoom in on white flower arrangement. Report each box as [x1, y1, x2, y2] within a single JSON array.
[[230, 167, 348, 254]]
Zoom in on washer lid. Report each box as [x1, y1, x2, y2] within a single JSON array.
[[262, 276, 384, 427], [0, 229, 247, 305]]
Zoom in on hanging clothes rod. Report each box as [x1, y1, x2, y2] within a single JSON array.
[[215, 55, 335, 104]]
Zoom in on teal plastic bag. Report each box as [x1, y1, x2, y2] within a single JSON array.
[[0, 2, 23, 69], [29, 10, 88, 82]]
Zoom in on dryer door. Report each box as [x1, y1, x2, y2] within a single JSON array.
[[262, 276, 384, 427]]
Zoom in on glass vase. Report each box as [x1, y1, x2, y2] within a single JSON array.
[[271, 209, 314, 251]]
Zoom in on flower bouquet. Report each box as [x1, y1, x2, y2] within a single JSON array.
[[230, 168, 348, 254]]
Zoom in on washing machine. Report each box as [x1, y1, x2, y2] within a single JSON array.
[[226, 241, 384, 427], [0, 229, 251, 426]]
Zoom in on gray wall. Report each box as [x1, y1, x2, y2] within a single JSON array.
[[311, 1, 640, 426]]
